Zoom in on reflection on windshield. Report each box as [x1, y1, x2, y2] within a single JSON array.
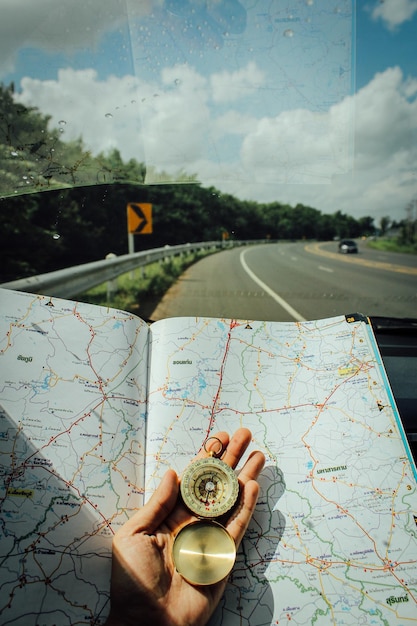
[[1, 0, 417, 264], [0, 0, 353, 198]]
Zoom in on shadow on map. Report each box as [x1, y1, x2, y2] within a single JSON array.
[[0, 404, 111, 624], [210, 464, 286, 624]]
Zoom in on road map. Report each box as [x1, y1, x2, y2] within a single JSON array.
[[146, 316, 417, 625], [0, 290, 149, 625], [1, 289, 416, 625]]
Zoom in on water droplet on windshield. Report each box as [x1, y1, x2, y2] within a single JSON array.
[[105, 113, 113, 119], [52, 233, 61, 240], [283, 29, 294, 37]]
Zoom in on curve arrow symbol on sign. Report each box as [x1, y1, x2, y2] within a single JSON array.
[[127, 203, 153, 234]]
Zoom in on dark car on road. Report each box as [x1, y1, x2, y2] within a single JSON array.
[[338, 239, 358, 253]]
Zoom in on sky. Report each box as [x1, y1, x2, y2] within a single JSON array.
[[1, 0, 417, 225]]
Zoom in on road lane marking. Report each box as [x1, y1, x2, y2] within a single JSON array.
[[318, 265, 334, 273], [305, 242, 417, 276], [240, 249, 306, 322]]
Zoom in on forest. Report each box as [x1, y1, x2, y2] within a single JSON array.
[[0, 83, 381, 282]]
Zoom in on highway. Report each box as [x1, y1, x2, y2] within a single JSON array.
[[151, 241, 417, 322]]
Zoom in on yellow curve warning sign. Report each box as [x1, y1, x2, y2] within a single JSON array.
[[127, 202, 153, 234]]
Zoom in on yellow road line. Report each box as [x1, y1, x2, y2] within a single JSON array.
[[305, 242, 417, 276]]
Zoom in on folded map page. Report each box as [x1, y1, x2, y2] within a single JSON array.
[[0, 288, 416, 625]]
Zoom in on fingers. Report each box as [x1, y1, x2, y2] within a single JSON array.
[[227, 449, 265, 548], [118, 469, 179, 536], [197, 428, 252, 469], [194, 430, 229, 461], [221, 427, 252, 468], [237, 450, 266, 485], [117, 429, 265, 541], [226, 479, 260, 548]]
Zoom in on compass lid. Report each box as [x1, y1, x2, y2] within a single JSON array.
[[172, 520, 236, 585]]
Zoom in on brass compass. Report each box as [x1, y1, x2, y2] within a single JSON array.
[[172, 437, 239, 586], [180, 454, 239, 518]]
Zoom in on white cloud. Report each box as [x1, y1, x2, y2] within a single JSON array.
[[354, 67, 417, 167], [240, 107, 350, 184], [14, 63, 212, 172], [143, 65, 211, 167], [4, 1, 416, 225], [15, 69, 147, 161], [210, 62, 265, 103], [234, 67, 417, 221], [13, 63, 417, 224], [369, 0, 417, 30], [0, 0, 150, 75], [213, 110, 257, 136]]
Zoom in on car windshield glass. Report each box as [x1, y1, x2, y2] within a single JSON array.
[[1, 0, 416, 323], [1, 0, 354, 193]]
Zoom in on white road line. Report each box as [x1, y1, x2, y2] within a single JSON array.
[[318, 265, 334, 273], [240, 249, 306, 322]]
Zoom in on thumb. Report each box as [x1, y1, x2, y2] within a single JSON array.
[[120, 470, 179, 536]]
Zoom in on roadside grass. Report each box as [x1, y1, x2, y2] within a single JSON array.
[[77, 249, 215, 313], [366, 238, 417, 255]]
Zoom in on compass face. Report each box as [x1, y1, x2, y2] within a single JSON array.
[[180, 456, 239, 518]]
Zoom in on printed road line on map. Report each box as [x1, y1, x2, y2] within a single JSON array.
[[240, 248, 306, 322]]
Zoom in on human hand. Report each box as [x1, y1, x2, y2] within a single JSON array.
[[104, 428, 265, 626]]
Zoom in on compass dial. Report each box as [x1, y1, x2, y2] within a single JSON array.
[[180, 456, 239, 518]]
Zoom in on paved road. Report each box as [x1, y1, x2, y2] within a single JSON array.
[[150, 241, 417, 322]]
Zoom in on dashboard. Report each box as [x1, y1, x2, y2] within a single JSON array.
[[372, 316, 417, 464]]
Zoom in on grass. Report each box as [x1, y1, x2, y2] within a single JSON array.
[[366, 238, 417, 255], [77, 249, 215, 314]]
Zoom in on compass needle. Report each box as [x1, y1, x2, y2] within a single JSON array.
[[181, 456, 239, 518]]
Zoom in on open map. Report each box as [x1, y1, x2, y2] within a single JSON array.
[[0, 291, 149, 625], [146, 316, 417, 625], [0, 289, 416, 625]]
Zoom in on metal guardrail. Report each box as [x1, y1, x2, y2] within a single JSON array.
[[0, 240, 264, 299]]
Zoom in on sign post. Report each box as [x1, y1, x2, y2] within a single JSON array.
[[126, 202, 153, 254]]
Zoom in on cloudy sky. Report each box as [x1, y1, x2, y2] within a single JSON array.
[[1, 0, 417, 224]]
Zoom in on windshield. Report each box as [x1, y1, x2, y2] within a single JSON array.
[[1, 0, 416, 322]]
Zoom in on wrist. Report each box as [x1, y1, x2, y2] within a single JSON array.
[[104, 608, 168, 626]]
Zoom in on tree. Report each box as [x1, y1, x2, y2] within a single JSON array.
[[357, 216, 375, 237], [379, 216, 391, 236], [317, 213, 337, 241]]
